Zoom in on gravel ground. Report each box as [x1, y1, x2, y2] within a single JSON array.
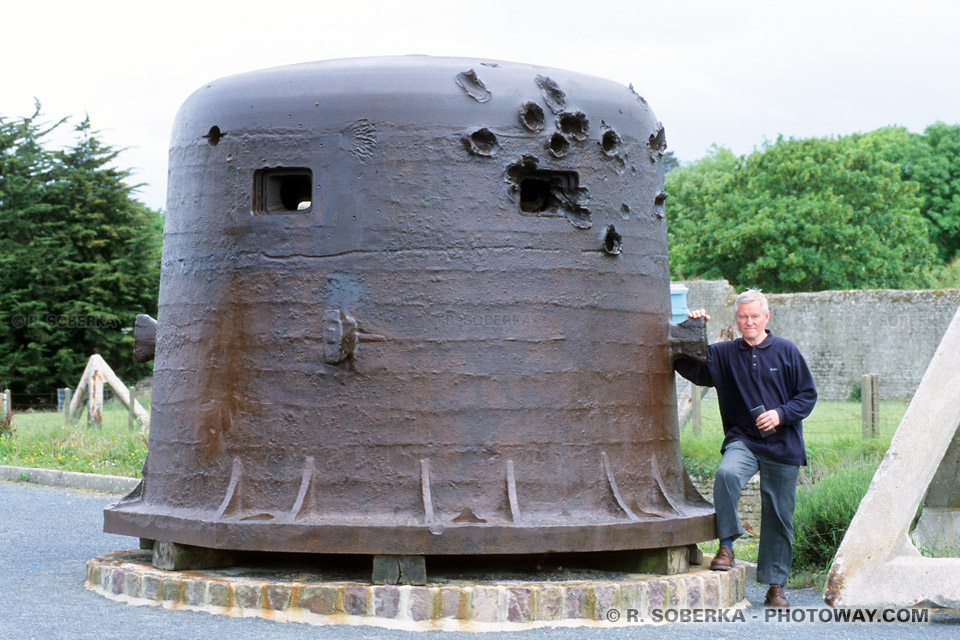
[[2, 480, 958, 639]]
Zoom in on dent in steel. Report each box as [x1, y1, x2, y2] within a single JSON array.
[[105, 56, 714, 556]]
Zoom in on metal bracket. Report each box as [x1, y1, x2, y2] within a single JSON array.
[[133, 314, 158, 363], [322, 310, 358, 365], [668, 316, 708, 363]]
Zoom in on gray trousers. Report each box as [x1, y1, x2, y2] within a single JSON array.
[[714, 440, 800, 586]]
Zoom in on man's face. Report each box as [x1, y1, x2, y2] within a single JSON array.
[[735, 300, 769, 345]]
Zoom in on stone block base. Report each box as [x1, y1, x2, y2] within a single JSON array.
[[86, 550, 747, 630]]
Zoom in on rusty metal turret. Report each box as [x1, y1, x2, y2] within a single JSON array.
[[105, 56, 713, 568]]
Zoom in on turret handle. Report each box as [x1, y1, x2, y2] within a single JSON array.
[[133, 314, 158, 363], [668, 316, 708, 363]]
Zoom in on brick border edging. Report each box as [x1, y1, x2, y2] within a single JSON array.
[[86, 550, 748, 630]]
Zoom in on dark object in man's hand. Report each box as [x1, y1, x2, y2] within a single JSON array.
[[751, 404, 776, 438]]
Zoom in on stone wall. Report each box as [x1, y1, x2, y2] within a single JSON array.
[[679, 281, 960, 400], [691, 474, 762, 537]]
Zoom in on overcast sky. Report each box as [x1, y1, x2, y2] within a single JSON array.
[[4, 0, 958, 211]]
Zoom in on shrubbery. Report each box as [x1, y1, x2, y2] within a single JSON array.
[[792, 458, 878, 571]]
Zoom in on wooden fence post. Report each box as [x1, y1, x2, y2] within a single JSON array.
[[691, 385, 702, 436], [88, 370, 103, 428], [3, 389, 10, 419], [861, 373, 879, 438], [63, 388, 72, 425]]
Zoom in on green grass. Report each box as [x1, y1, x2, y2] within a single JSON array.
[[792, 459, 877, 578], [698, 537, 760, 564], [917, 538, 960, 558], [681, 396, 905, 483], [0, 400, 148, 477]]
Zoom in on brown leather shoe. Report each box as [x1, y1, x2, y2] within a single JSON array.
[[709, 544, 735, 571], [764, 584, 790, 608]]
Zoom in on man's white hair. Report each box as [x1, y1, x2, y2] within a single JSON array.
[[734, 288, 769, 318]]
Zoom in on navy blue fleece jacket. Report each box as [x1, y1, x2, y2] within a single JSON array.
[[674, 331, 818, 466]]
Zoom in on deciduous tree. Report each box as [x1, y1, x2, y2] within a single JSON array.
[[666, 134, 937, 292], [912, 123, 960, 261]]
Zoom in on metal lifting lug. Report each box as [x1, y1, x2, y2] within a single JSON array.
[[322, 310, 357, 365]]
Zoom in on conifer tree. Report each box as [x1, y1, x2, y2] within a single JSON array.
[[0, 106, 161, 395]]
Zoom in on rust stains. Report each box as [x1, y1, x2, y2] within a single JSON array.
[[195, 275, 253, 458]]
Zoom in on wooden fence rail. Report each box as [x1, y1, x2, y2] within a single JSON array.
[[67, 354, 149, 430]]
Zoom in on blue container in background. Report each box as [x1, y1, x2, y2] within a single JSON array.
[[670, 284, 689, 323]]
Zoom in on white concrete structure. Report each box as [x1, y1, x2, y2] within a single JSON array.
[[824, 307, 960, 608]]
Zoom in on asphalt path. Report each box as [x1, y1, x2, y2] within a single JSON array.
[[2, 480, 958, 639]]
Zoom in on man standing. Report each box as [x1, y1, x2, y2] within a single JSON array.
[[674, 289, 817, 608]]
